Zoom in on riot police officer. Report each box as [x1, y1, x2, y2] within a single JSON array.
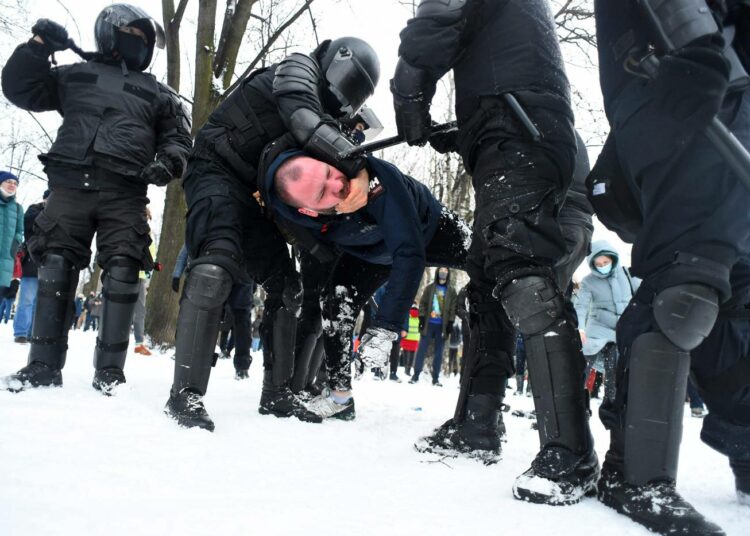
[[164, 37, 380, 432], [0, 4, 192, 394], [593, 1, 750, 533], [391, 0, 598, 505]]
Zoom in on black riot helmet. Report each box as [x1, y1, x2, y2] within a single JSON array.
[[94, 4, 165, 70], [317, 37, 380, 119]]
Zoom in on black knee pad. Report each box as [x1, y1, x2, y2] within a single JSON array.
[[653, 284, 719, 351], [104, 256, 141, 284], [499, 275, 564, 335], [184, 264, 233, 309]]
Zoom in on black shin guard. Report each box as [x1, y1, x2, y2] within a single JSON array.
[[28, 253, 78, 369], [291, 314, 322, 393], [93, 257, 141, 371], [171, 264, 233, 396], [501, 275, 592, 454], [624, 333, 691, 484], [268, 305, 298, 387], [306, 336, 326, 388]]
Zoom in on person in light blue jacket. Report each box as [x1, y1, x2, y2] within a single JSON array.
[[574, 240, 639, 400]]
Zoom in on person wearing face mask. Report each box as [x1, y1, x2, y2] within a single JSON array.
[[574, 241, 639, 401], [0, 4, 192, 395], [0, 173, 24, 304], [411, 267, 458, 386]]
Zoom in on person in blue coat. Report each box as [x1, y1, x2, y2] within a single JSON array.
[[259, 140, 471, 420], [574, 240, 639, 400]]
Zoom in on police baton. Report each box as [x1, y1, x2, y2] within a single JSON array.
[[337, 121, 458, 160], [637, 0, 750, 189]]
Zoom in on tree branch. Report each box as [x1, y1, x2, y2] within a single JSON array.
[[224, 0, 316, 96]]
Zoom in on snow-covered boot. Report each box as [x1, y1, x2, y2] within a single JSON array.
[[415, 394, 503, 464], [597, 462, 725, 535], [513, 445, 599, 505], [2, 361, 62, 392], [92, 367, 126, 395], [259, 371, 322, 423], [165, 389, 215, 432]]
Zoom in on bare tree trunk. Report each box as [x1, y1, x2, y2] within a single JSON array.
[[145, 0, 194, 347]]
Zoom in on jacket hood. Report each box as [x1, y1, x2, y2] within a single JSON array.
[[587, 239, 620, 277], [259, 142, 332, 233]]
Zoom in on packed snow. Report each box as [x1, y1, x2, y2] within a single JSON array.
[[1, 324, 747, 535]]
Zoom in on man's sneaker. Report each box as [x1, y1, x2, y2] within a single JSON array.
[[432, 380, 443, 387], [134, 344, 152, 356], [513, 446, 599, 506], [235, 368, 249, 380], [415, 394, 505, 465], [307, 392, 356, 420], [259, 382, 322, 423], [408, 376, 419, 384], [165, 390, 215, 432], [597, 462, 725, 534], [691, 407, 707, 418], [14, 336, 28, 344], [1, 361, 62, 392], [389, 372, 402, 383], [219, 351, 231, 360], [92, 368, 126, 396]]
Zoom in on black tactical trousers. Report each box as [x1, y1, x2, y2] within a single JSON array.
[[458, 99, 578, 395], [606, 87, 750, 464], [28, 187, 153, 270], [302, 209, 470, 391], [182, 158, 298, 369]]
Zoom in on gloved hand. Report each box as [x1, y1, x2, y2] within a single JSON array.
[[429, 127, 458, 154], [171, 277, 181, 293], [418, 316, 425, 332], [445, 322, 453, 338], [31, 19, 70, 53], [358, 327, 398, 369], [392, 90, 432, 146], [654, 42, 730, 130], [140, 158, 175, 186]]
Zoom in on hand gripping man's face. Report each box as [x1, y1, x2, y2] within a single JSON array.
[[274, 156, 351, 217]]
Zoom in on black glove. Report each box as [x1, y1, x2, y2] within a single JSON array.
[[418, 316, 425, 332], [140, 158, 175, 186], [392, 90, 432, 146], [445, 322, 453, 337], [654, 42, 730, 129], [171, 277, 181, 293], [31, 19, 70, 53], [429, 127, 458, 154]]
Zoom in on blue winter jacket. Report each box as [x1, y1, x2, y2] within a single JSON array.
[[0, 193, 23, 287], [263, 151, 442, 332], [573, 240, 640, 356]]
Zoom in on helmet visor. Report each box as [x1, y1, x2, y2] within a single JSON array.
[[325, 53, 376, 118]]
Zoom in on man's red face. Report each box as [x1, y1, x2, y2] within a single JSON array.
[[283, 157, 350, 214]]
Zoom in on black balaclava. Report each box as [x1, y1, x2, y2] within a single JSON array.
[[115, 31, 149, 70]]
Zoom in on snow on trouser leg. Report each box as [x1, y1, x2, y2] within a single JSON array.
[[499, 274, 599, 506], [92, 256, 141, 394], [166, 263, 232, 432], [3, 253, 77, 391]]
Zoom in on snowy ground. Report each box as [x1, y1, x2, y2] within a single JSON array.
[[0, 324, 747, 536]]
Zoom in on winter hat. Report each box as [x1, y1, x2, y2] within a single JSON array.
[[0, 171, 19, 184]]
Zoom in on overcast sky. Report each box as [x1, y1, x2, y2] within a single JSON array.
[[0, 0, 630, 276]]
